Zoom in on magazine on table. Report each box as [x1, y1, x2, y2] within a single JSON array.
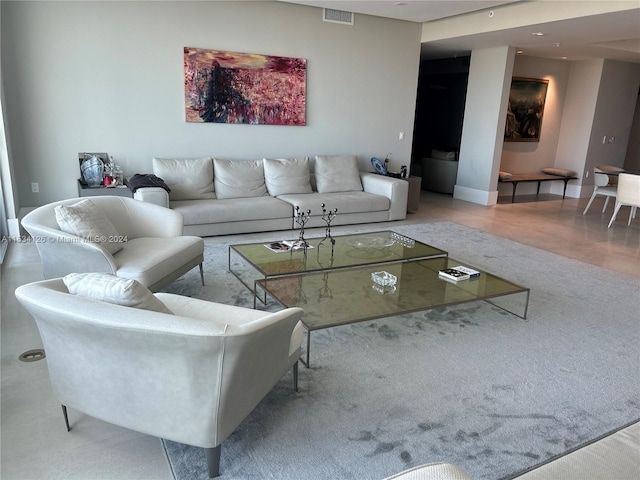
[[264, 240, 314, 253], [438, 265, 480, 282]]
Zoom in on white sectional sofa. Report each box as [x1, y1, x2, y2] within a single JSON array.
[[133, 155, 409, 237]]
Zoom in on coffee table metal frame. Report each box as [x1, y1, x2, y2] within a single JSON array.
[[229, 230, 448, 303], [255, 256, 530, 367]]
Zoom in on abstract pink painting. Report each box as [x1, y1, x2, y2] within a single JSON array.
[[184, 47, 306, 125]]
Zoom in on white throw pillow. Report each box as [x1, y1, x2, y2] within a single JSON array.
[[152, 157, 215, 201], [213, 159, 268, 199], [63, 273, 172, 314], [314, 155, 362, 193], [55, 199, 123, 255], [263, 157, 312, 196]]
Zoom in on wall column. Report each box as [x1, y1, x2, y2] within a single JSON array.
[[454, 46, 515, 205]]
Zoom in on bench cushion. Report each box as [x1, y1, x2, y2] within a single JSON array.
[[499, 171, 513, 181], [541, 167, 577, 177]]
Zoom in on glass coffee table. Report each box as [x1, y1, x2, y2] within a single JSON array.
[[255, 256, 530, 367], [229, 231, 448, 302]]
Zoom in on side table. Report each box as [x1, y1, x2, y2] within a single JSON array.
[[406, 176, 421, 213], [77, 180, 132, 198]]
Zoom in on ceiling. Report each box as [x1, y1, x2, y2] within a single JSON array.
[[278, 1, 640, 63]]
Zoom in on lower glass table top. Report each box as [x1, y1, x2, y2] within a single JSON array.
[[256, 256, 529, 366]]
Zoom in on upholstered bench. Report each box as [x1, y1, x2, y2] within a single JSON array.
[[499, 168, 578, 203]]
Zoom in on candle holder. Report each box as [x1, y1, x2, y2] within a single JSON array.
[[317, 203, 338, 255], [294, 206, 311, 255]]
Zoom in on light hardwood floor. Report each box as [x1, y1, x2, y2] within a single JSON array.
[[1, 191, 638, 480]]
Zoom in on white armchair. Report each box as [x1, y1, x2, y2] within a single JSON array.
[[21, 196, 204, 291], [15, 277, 305, 477]]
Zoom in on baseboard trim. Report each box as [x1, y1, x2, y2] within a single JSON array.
[[453, 185, 498, 206]]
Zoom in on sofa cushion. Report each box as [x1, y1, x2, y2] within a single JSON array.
[[54, 199, 123, 255], [63, 272, 172, 313], [213, 159, 268, 199], [277, 191, 389, 215], [153, 157, 215, 201], [314, 155, 363, 193], [171, 196, 293, 225], [114, 236, 204, 288], [263, 157, 313, 196]]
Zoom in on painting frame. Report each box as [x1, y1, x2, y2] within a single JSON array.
[[184, 47, 306, 126], [504, 77, 549, 142]]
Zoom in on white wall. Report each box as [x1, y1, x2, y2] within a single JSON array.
[[585, 60, 640, 179], [553, 60, 603, 196], [624, 94, 640, 172], [1, 1, 421, 208], [455, 46, 514, 206]]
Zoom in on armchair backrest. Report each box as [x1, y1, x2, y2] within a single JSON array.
[[593, 168, 611, 187], [15, 278, 303, 449], [22, 196, 184, 240]]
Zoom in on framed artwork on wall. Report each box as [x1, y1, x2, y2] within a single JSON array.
[[184, 47, 306, 126], [504, 77, 549, 142]]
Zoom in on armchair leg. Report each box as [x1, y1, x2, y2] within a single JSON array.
[[61, 405, 71, 432], [293, 361, 299, 392], [199, 263, 205, 286], [205, 445, 221, 478]]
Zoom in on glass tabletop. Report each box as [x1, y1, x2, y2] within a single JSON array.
[[256, 256, 530, 330], [230, 230, 447, 276]]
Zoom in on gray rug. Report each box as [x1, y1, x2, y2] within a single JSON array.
[[160, 222, 640, 480]]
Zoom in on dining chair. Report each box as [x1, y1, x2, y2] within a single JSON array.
[[608, 173, 640, 227], [582, 167, 617, 215]]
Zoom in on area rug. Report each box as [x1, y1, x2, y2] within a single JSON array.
[[160, 221, 640, 480]]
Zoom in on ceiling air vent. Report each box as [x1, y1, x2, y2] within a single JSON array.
[[323, 8, 354, 25]]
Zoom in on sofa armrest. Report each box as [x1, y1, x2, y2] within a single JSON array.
[[360, 172, 408, 220], [133, 187, 169, 208]]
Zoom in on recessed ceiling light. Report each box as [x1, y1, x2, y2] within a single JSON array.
[[532, 32, 546, 36], [555, 43, 561, 47], [562, 56, 568, 60], [517, 50, 524, 54]]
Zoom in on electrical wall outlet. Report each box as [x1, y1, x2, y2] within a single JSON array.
[[31, 182, 39, 193]]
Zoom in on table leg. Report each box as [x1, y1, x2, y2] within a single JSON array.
[[511, 183, 517, 203], [536, 181, 542, 196]]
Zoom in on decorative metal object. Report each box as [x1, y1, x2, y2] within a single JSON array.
[[390, 232, 415, 248], [294, 206, 311, 254], [318, 203, 338, 255]]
